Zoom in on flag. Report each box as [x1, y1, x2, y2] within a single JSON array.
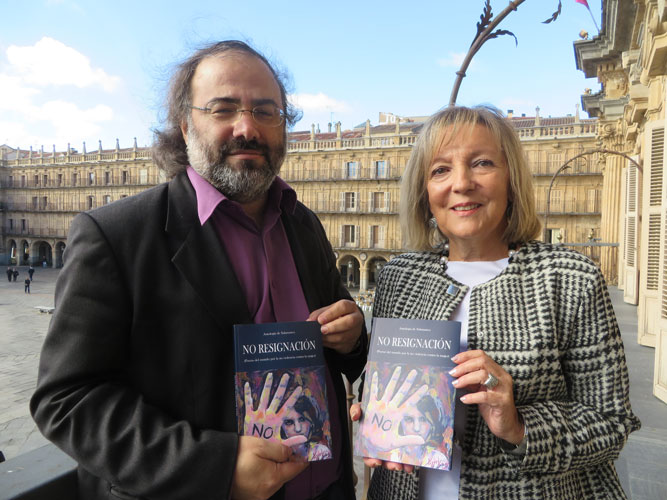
[[575, 0, 599, 32]]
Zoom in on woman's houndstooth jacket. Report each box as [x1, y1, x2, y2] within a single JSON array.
[[366, 241, 640, 500]]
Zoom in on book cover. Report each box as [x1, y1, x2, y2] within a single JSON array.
[[234, 321, 332, 462], [354, 318, 461, 470]]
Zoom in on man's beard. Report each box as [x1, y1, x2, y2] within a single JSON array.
[[186, 125, 285, 203]]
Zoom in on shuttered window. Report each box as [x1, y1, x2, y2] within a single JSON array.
[[647, 214, 661, 290]]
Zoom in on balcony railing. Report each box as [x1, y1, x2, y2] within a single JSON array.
[[4, 227, 68, 238], [536, 198, 602, 215], [282, 166, 403, 181], [529, 162, 602, 176], [4, 150, 152, 167], [0, 444, 77, 499], [311, 200, 399, 214], [3, 202, 114, 212], [1, 176, 160, 189], [286, 134, 417, 152], [331, 237, 402, 252]]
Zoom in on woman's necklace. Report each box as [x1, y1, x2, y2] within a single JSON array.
[[439, 242, 517, 272]]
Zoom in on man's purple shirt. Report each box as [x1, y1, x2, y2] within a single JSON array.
[[186, 167, 342, 499]]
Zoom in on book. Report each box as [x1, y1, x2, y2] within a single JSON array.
[[354, 317, 461, 470], [233, 321, 332, 462]]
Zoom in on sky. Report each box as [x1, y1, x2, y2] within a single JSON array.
[[1, 0, 602, 152]]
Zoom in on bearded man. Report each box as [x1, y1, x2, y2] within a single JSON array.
[[31, 41, 366, 500]]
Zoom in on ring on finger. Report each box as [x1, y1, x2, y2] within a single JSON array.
[[482, 373, 499, 390]]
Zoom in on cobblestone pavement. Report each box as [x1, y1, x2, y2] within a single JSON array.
[[1, 269, 666, 499], [0, 266, 56, 460]]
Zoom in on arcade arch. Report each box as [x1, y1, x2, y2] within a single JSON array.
[[337, 254, 360, 290]]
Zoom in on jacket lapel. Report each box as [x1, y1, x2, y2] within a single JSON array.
[[166, 173, 252, 330], [282, 207, 321, 313]]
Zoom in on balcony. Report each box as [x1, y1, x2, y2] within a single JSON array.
[[0, 444, 76, 499], [536, 198, 602, 215], [312, 200, 399, 214], [286, 134, 417, 153], [530, 161, 603, 176], [331, 237, 403, 253], [282, 166, 403, 182]]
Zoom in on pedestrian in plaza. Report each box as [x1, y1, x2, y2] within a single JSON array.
[[24, 278, 30, 294], [12, 268, 18, 282], [31, 40, 366, 500], [28, 265, 35, 281], [351, 105, 640, 500], [6, 267, 12, 282]]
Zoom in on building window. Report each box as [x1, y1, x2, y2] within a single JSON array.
[[88, 172, 95, 186], [57, 174, 63, 186], [139, 169, 148, 184], [21, 219, 26, 231], [316, 191, 326, 211], [9, 219, 13, 230], [343, 225, 357, 246], [8, 175, 13, 187], [370, 225, 385, 248], [372, 192, 386, 212], [104, 195, 111, 205], [550, 189, 563, 212], [21, 175, 26, 187], [345, 161, 359, 179], [34, 174, 39, 186], [32, 197, 38, 210], [88, 196, 94, 209], [122, 171, 128, 184], [41, 196, 48, 210], [375, 160, 387, 178], [72, 173, 78, 186], [343, 192, 357, 211], [43, 174, 48, 185], [105, 172, 111, 185]]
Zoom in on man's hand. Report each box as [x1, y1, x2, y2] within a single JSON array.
[[307, 299, 363, 354], [243, 373, 307, 447], [231, 436, 309, 500]]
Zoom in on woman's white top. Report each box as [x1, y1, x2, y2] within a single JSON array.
[[419, 258, 509, 500]]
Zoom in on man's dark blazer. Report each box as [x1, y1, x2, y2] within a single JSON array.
[[30, 172, 367, 500]]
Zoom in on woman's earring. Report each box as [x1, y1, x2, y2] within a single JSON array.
[[428, 217, 438, 229]]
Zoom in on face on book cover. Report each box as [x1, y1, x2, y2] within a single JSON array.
[[400, 406, 431, 440], [282, 407, 312, 440]]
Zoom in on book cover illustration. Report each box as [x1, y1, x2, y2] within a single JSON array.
[[354, 318, 461, 470], [234, 321, 332, 462]]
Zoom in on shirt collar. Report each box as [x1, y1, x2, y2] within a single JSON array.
[[186, 166, 297, 226]]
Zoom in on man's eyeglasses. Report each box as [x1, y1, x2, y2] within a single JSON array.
[[190, 101, 285, 127]]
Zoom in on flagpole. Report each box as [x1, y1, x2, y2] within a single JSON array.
[[586, 5, 600, 32]]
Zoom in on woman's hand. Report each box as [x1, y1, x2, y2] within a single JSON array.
[[450, 350, 524, 445], [350, 400, 417, 474]]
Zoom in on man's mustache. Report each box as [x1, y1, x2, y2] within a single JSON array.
[[219, 138, 271, 159]]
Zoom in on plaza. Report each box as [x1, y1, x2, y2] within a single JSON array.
[[1, 267, 666, 499]]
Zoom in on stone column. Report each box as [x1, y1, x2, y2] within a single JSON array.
[[598, 126, 624, 284], [359, 253, 368, 292]]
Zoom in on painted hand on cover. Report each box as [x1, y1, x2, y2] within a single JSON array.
[[360, 367, 429, 452], [244, 372, 307, 448]]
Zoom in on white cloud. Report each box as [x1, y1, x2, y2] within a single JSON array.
[[437, 52, 468, 68], [0, 74, 40, 111], [290, 92, 350, 113], [6, 37, 121, 92]]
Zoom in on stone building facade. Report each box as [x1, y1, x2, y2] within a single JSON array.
[[574, 0, 667, 403], [0, 142, 159, 268], [1, 112, 600, 291], [284, 111, 600, 292]]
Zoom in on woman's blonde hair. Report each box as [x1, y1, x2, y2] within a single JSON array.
[[400, 105, 541, 250]]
